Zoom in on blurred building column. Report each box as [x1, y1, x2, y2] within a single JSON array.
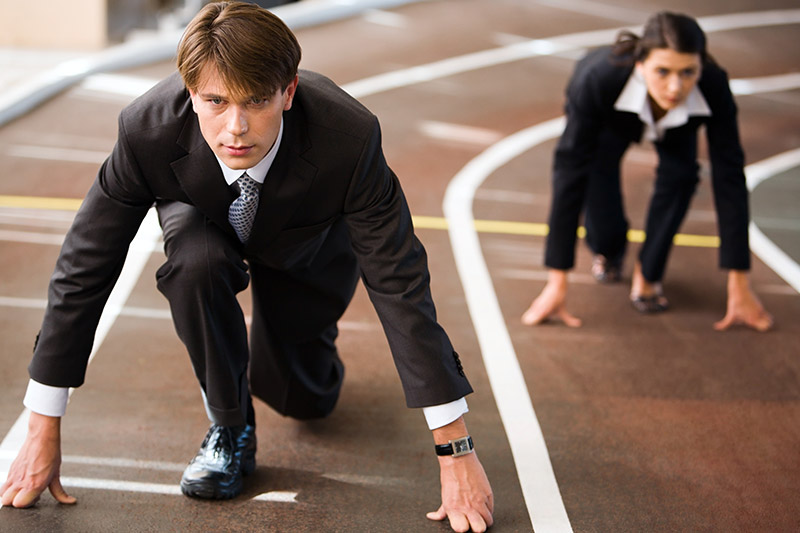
[[0, 0, 181, 49], [0, 0, 108, 48]]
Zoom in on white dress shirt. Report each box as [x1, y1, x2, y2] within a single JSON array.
[[24, 117, 466, 430], [614, 68, 712, 142]]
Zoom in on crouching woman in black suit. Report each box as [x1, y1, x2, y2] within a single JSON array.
[[522, 11, 772, 331]]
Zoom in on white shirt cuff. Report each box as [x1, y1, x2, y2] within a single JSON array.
[[422, 397, 469, 430], [23, 379, 69, 417]]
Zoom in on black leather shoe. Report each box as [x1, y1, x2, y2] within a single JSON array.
[[591, 254, 622, 283], [180, 424, 256, 500]]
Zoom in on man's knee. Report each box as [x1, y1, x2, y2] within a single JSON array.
[[157, 251, 248, 297], [251, 352, 344, 420]]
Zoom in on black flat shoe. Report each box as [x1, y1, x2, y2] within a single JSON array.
[[180, 424, 257, 500], [591, 254, 622, 283], [630, 295, 668, 313]]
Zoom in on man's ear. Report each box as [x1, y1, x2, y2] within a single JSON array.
[[188, 88, 199, 113], [282, 76, 299, 111]]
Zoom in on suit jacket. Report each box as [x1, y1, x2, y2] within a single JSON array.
[[544, 46, 751, 271], [29, 70, 472, 409]]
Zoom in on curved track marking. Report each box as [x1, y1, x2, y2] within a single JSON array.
[[444, 118, 572, 532], [2, 6, 798, 517], [746, 148, 800, 292]]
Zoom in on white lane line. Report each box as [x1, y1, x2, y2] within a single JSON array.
[[444, 117, 571, 533], [342, 9, 800, 98], [6, 144, 108, 164], [0, 228, 165, 249], [357, 10, 800, 531], [0, 448, 185, 471], [475, 188, 546, 205], [6, 64, 787, 167], [730, 73, 800, 95], [252, 491, 298, 503], [78, 73, 159, 97], [61, 477, 298, 502], [0, 295, 379, 332], [3, 7, 798, 508], [62, 477, 182, 495], [361, 8, 409, 27], [0, 229, 67, 245], [534, 0, 648, 23], [746, 148, 800, 293], [442, 129, 800, 531], [419, 120, 504, 146], [0, 209, 162, 480], [0, 296, 170, 320]]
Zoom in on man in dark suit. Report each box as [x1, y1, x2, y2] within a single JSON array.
[[1, 3, 493, 531]]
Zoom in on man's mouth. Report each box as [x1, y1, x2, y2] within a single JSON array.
[[225, 145, 253, 156]]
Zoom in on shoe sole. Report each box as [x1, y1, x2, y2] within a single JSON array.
[[180, 451, 256, 500], [180, 477, 243, 500]]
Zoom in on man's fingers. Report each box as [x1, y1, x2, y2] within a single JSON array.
[[446, 511, 471, 533], [11, 488, 41, 508], [1, 485, 18, 507], [465, 508, 490, 532], [428, 505, 493, 532], [426, 505, 447, 521], [49, 478, 76, 505]]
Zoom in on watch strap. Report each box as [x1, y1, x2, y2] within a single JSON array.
[[435, 436, 474, 457]]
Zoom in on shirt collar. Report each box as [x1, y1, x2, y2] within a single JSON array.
[[216, 117, 284, 185], [614, 69, 711, 141]]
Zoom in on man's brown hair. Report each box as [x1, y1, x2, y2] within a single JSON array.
[[177, 1, 301, 99]]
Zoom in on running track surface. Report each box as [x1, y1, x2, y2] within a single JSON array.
[[1, 1, 799, 531]]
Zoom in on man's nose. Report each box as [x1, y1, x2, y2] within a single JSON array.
[[226, 106, 248, 135]]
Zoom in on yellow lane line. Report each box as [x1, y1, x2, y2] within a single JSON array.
[[414, 215, 720, 248], [0, 195, 721, 248], [0, 195, 83, 211]]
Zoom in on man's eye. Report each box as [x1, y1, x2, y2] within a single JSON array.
[[210, 98, 223, 105], [249, 98, 267, 106]]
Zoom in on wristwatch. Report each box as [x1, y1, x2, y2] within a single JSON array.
[[435, 436, 474, 457]]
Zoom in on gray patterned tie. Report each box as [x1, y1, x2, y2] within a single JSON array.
[[228, 172, 260, 242]]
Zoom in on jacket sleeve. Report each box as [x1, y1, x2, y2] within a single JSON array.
[[342, 116, 472, 408], [544, 62, 607, 270], [28, 115, 155, 388], [703, 67, 751, 270]]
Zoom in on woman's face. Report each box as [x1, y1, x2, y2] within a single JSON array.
[[637, 48, 702, 115]]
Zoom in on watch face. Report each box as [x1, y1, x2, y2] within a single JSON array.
[[451, 437, 473, 456], [453, 439, 470, 453]]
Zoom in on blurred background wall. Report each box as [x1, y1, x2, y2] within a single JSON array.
[[0, 0, 298, 49]]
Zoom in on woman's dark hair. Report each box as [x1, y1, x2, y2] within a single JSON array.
[[612, 11, 712, 65]]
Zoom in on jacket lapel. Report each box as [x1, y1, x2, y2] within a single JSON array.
[[244, 102, 318, 253], [168, 94, 318, 248], [170, 114, 239, 239]]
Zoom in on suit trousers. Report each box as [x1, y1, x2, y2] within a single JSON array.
[[155, 200, 348, 427], [581, 135, 700, 283]]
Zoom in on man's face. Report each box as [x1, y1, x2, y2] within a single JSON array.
[[189, 63, 298, 170], [637, 48, 702, 116]]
